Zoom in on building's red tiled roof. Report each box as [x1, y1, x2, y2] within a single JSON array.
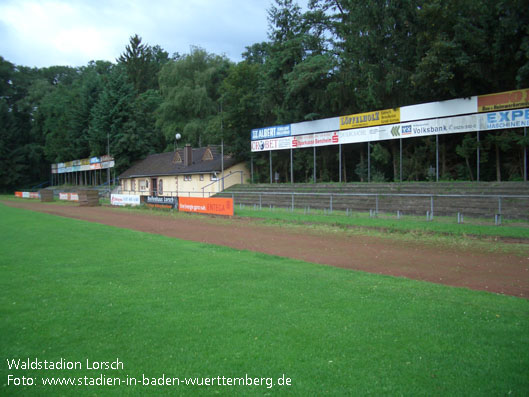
[[119, 146, 238, 178]]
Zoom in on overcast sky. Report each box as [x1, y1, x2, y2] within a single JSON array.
[[0, 0, 290, 68]]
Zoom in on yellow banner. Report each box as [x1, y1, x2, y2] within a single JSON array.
[[340, 108, 400, 130], [478, 88, 529, 112]]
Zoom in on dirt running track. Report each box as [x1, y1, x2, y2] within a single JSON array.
[[3, 200, 529, 298]]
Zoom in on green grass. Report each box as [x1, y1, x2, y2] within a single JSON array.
[[234, 206, 529, 240], [1, 204, 528, 395]]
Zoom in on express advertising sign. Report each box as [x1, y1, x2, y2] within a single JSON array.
[[480, 108, 529, 130]]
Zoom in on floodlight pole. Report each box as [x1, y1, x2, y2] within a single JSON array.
[[400, 138, 403, 182], [476, 130, 480, 182], [339, 144, 342, 183], [269, 151, 273, 184], [107, 131, 110, 197], [436, 134, 439, 182], [220, 100, 224, 191], [367, 142, 371, 183], [290, 148, 293, 183], [523, 127, 527, 182], [313, 146, 316, 183]]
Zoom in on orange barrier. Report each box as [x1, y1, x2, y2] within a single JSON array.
[[179, 197, 234, 216]]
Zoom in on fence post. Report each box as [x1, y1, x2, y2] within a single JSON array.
[[430, 196, 434, 219], [259, 194, 262, 210], [375, 194, 379, 214], [498, 196, 502, 216], [330, 194, 333, 214]]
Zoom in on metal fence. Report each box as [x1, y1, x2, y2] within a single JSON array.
[[118, 190, 216, 198], [219, 191, 529, 222], [113, 188, 529, 222]]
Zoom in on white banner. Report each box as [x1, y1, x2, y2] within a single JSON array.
[[111, 194, 141, 206], [59, 193, 79, 201]]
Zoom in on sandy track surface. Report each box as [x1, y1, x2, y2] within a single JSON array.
[[3, 200, 528, 298]]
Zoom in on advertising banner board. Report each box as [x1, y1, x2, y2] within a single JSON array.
[[251, 125, 291, 141], [478, 89, 529, 112], [14, 191, 39, 199], [145, 196, 178, 209], [179, 197, 234, 216], [251, 109, 527, 152], [340, 108, 400, 130], [110, 194, 140, 206], [250, 88, 528, 152], [59, 192, 79, 201], [479, 108, 529, 130]]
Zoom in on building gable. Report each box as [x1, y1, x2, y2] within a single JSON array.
[[202, 147, 213, 161]]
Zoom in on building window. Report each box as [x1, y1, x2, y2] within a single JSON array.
[[210, 173, 218, 181], [200, 174, 204, 181], [158, 179, 163, 195], [139, 180, 147, 191], [131, 180, 136, 192], [184, 175, 192, 181], [122, 179, 128, 191]]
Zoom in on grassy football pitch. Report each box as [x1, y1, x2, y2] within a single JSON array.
[[1, 203, 528, 395]]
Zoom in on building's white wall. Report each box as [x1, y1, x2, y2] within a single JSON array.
[[120, 162, 249, 197]]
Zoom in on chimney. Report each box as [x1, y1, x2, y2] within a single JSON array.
[[184, 144, 193, 166]]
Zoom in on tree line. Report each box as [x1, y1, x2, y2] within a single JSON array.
[[1, 0, 528, 191]]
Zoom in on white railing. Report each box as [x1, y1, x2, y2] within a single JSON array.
[[118, 190, 215, 198]]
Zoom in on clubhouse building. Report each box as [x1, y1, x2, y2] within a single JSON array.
[[119, 145, 249, 197]]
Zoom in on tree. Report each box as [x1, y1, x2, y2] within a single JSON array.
[[156, 47, 232, 148], [118, 34, 168, 94], [88, 65, 135, 171], [484, 130, 517, 182]]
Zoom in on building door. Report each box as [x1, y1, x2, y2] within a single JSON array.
[[151, 178, 157, 196]]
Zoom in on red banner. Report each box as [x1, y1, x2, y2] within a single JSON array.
[[179, 197, 234, 216]]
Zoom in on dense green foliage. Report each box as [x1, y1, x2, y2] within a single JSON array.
[[1, 0, 528, 191], [1, 204, 528, 395]]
